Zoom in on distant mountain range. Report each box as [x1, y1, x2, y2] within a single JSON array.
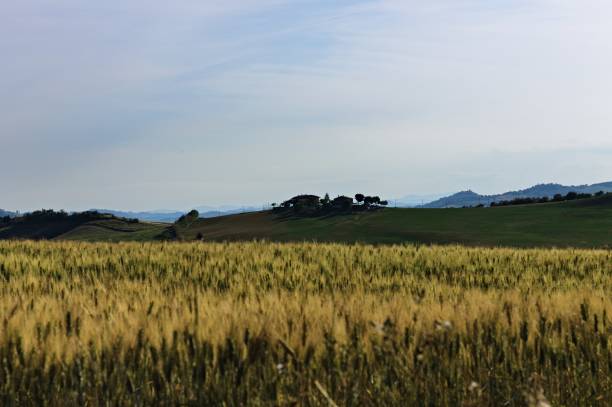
[[393, 193, 449, 207], [419, 182, 612, 208], [90, 209, 185, 223], [0, 209, 16, 218], [93, 206, 263, 222], [6, 182, 612, 219]]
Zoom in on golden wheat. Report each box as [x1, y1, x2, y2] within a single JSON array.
[[0, 241, 610, 405]]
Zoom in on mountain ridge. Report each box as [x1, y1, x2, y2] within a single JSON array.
[[420, 181, 612, 208], [92, 206, 263, 222], [0, 209, 17, 218]]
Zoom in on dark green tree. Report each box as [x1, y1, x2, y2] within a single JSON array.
[[322, 193, 331, 206], [176, 210, 199, 225]]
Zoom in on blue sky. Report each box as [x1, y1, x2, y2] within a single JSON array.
[[2, 0, 612, 211]]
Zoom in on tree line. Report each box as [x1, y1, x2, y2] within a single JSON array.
[[488, 191, 607, 207], [1, 209, 139, 225]]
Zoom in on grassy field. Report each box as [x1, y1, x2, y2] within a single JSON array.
[[180, 194, 612, 248], [58, 219, 167, 242], [0, 240, 610, 405], [0, 217, 167, 242], [1, 195, 611, 247]]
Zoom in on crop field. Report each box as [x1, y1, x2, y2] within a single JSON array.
[[0, 241, 610, 406]]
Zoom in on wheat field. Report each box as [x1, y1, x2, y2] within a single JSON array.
[[0, 241, 610, 405]]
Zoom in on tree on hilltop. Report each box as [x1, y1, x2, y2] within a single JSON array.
[[176, 209, 199, 225], [322, 193, 331, 207]]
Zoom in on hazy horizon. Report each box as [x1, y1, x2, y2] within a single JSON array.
[[3, 1, 612, 211], [3, 178, 612, 213]]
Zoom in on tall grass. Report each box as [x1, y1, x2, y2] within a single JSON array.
[[0, 241, 610, 405]]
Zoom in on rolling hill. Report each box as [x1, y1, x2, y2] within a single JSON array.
[[176, 193, 612, 248], [0, 211, 167, 242], [421, 181, 612, 208], [2, 194, 611, 247]]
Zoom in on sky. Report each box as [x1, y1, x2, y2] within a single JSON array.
[[2, 0, 612, 211]]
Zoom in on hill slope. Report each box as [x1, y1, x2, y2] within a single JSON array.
[[421, 181, 612, 208], [179, 195, 612, 248], [0, 212, 167, 241], [57, 220, 167, 242], [3, 195, 611, 247]]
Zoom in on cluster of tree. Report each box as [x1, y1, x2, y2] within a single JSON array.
[[2, 209, 139, 224], [354, 194, 388, 207], [490, 191, 606, 207], [163, 210, 201, 241], [175, 210, 200, 225], [273, 193, 388, 216]]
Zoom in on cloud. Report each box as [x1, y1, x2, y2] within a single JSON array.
[[1, 1, 612, 209]]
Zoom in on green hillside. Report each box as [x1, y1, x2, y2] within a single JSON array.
[[178, 194, 612, 248], [57, 219, 167, 242], [0, 211, 167, 242], [2, 195, 611, 247]]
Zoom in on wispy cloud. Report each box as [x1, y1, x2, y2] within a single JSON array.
[[2, 1, 612, 210]]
